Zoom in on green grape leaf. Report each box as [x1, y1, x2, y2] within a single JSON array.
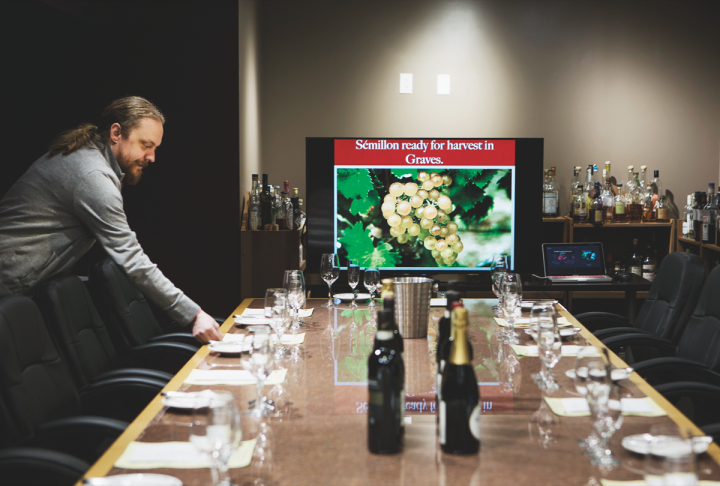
[[368, 242, 401, 268], [497, 170, 512, 199], [349, 188, 380, 214], [337, 169, 377, 217], [338, 221, 375, 261], [390, 168, 420, 181], [471, 170, 498, 190]]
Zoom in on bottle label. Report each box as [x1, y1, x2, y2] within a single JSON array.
[[658, 208, 669, 220], [682, 221, 689, 236], [631, 265, 642, 277], [615, 204, 625, 214], [543, 194, 557, 214], [249, 212, 259, 231], [469, 404, 482, 440], [703, 224, 709, 241], [436, 372, 443, 402], [439, 400, 446, 445], [400, 389, 405, 425], [594, 209, 603, 222], [642, 264, 655, 282]]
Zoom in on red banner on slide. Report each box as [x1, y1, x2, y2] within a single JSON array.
[[334, 139, 515, 167]]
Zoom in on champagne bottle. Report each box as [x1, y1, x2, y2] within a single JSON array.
[[436, 290, 461, 407], [438, 301, 473, 382], [440, 307, 480, 454], [368, 309, 404, 454]]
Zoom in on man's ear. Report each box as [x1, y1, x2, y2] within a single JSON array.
[[109, 123, 122, 144]]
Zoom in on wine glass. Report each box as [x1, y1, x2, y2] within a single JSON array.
[[530, 302, 557, 384], [190, 391, 240, 486], [537, 326, 561, 390], [320, 253, 340, 307], [283, 270, 305, 332], [363, 267, 380, 308], [491, 262, 508, 316], [347, 259, 360, 307], [500, 279, 521, 343], [574, 347, 605, 398], [587, 382, 623, 467], [242, 331, 276, 417], [265, 288, 291, 358]]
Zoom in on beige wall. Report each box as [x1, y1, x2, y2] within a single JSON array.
[[247, 0, 720, 216]]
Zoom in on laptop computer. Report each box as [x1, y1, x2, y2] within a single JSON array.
[[541, 242, 613, 282]]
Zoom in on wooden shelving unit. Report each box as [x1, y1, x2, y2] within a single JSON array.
[[675, 220, 720, 271]]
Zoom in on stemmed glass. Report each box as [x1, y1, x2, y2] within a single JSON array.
[[586, 363, 623, 466], [536, 326, 562, 390], [491, 255, 509, 316], [190, 391, 241, 486], [264, 288, 291, 358], [363, 267, 380, 308], [500, 277, 522, 343], [530, 302, 558, 385], [242, 330, 276, 418], [347, 259, 360, 307], [320, 253, 340, 307], [283, 270, 305, 332]]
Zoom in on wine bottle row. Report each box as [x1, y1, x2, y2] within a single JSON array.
[[369, 280, 480, 455], [249, 173, 306, 231]]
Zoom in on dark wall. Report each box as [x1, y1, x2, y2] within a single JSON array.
[[0, 0, 240, 319]]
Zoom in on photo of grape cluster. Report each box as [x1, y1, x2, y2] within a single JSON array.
[[381, 171, 464, 266]]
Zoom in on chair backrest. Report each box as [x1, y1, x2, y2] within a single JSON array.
[[634, 251, 706, 343], [0, 295, 80, 439], [677, 264, 720, 372], [88, 257, 165, 352], [34, 275, 120, 389]]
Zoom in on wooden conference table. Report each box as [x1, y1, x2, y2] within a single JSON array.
[[80, 299, 720, 485]]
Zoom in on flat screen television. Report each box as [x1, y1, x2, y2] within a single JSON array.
[[306, 138, 544, 274]]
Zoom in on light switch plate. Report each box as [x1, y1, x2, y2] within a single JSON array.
[[437, 74, 450, 95], [399, 73, 413, 94]]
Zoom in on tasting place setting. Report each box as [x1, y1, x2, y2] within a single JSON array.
[[77, 284, 720, 486]]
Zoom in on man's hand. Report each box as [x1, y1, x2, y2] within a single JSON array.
[[191, 310, 222, 343]]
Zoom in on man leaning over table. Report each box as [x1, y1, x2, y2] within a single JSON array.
[[0, 96, 222, 343]]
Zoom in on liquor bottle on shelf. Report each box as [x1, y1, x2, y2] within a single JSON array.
[[652, 170, 663, 197], [601, 177, 615, 222], [639, 166, 648, 191], [584, 165, 596, 218], [571, 167, 587, 223], [290, 188, 300, 226], [593, 164, 600, 186], [436, 289, 461, 413], [605, 161, 616, 195], [627, 174, 644, 223], [643, 182, 657, 222], [704, 183, 718, 245], [367, 308, 404, 454], [260, 174, 273, 228], [542, 167, 559, 217], [642, 246, 657, 282], [439, 307, 480, 455], [614, 183, 627, 222], [693, 191, 707, 243], [682, 194, 694, 238], [656, 195, 670, 223], [625, 166, 636, 194], [273, 186, 284, 229], [249, 179, 261, 231], [629, 239, 642, 277], [589, 182, 604, 226]]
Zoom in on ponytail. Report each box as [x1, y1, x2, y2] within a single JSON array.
[[48, 123, 100, 156]]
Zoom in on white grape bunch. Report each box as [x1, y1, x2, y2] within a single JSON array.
[[382, 171, 463, 266]]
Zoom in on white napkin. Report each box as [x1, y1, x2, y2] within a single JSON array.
[[510, 344, 589, 357], [544, 397, 667, 417], [114, 439, 256, 469], [223, 333, 305, 345], [183, 368, 287, 386]]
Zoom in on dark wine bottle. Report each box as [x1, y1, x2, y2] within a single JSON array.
[[381, 297, 404, 355], [368, 309, 404, 454], [436, 290, 461, 402], [260, 173, 273, 228], [440, 307, 480, 454]]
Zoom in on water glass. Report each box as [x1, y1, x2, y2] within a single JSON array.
[[320, 253, 340, 307], [242, 330, 276, 417], [645, 424, 698, 486], [363, 267, 380, 307], [587, 380, 623, 466], [574, 347, 605, 397], [265, 289, 291, 359], [501, 279, 521, 343], [190, 391, 240, 486], [283, 270, 305, 332], [537, 326, 561, 389], [347, 259, 360, 307]]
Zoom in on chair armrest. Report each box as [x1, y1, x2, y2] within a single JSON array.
[[601, 333, 676, 357], [594, 327, 653, 340], [574, 312, 629, 333], [30, 416, 127, 464], [94, 367, 174, 384], [149, 333, 202, 348], [0, 447, 89, 485], [632, 357, 720, 387], [122, 341, 198, 374], [79, 376, 167, 422]]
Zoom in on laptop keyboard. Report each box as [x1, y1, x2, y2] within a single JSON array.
[[551, 275, 608, 279]]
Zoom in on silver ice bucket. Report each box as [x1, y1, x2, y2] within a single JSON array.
[[393, 277, 433, 338]]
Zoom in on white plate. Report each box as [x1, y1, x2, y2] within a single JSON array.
[[333, 293, 371, 301], [161, 395, 202, 409], [234, 316, 272, 325], [559, 327, 581, 337], [83, 474, 182, 486], [565, 368, 633, 381], [208, 341, 251, 354], [621, 434, 711, 455]]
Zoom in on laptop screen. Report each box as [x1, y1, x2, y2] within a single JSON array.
[[542, 242, 607, 277]]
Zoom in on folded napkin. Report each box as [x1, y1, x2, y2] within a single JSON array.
[[298, 308, 314, 318], [223, 333, 305, 345], [240, 308, 313, 318], [510, 344, 589, 357], [601, 481, 720, 486], [544, 397, 667, 417], [114, 439, 255, 469], [184, 368, 287, 386], [495, 316, 571, 328]]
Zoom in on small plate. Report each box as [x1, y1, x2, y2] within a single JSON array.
[[208, 341, 251, 354], [161, 395, 202, 409], [83, 475, 182, 486], [622, 434, 711, 455], [333, 293, 371, 301], [565, 368, 633, 381], [234, 316, 271, 325], [559, 327, 581, 337]]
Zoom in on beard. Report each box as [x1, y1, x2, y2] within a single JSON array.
[[117, 151, 145, 186]]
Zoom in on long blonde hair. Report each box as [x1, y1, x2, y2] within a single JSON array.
[[48, 96, 165, 156]]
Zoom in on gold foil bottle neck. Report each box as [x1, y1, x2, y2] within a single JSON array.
[[449, 307, 471, 365], [380, 279, 394, 299]]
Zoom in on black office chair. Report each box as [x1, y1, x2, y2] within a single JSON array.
[[576, 252, 706, 361], [0, 294, 127, 464], [603, 263, 720, 387], [88, 257, 202, 373], [654, 382, 720, 431], [34, 274, 172, 420]]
